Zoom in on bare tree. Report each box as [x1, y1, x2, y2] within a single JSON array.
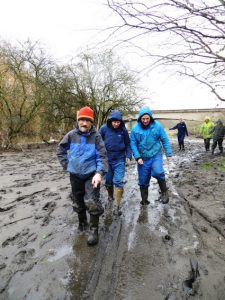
[[40, 65, 85, 138], [107, 0, 225, 101], [0, 40, 55, 147], [68, 50, 143, 129]]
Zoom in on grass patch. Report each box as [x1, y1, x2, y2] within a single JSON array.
[[201, 162, 214, 170], [218, 158, 225, 172], [201, 158, 225, 172]]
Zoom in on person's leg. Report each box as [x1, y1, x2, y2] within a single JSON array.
[[177, 136, 181, 150], [218, 138, 223, 153], [211, 139, 217, 154], [178, 135, 182, 150], [180, 135, 185, 150], [181, 141, 185, 150], [84, 176, 104, 246], [70, 174, 88, 232], [151, 154, 169, 204], [112, 161, 125, 215], [204, 139, 207, 151], [105, 164, 114, 201], [138, 158, 152, 205], [205, 138, 210, 151]]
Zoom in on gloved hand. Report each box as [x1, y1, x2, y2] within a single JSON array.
[[92, 173, 102, 188]]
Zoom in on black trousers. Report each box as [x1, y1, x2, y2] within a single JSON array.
[[70, 173, 104, 216], [204, 138, 211, 151], [212, 138, 223, 152]]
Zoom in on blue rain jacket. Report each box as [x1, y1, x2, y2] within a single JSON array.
[[130, 106, 172, 159], [99, 110, 132, 163], [57, 126, 108, 179]]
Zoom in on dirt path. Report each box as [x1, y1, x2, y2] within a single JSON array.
[[0, 140, 225, 300]]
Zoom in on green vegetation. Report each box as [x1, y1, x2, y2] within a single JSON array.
[[201, 158, 225, 173], [201, 162, 214, 170], [218, 159, 225, 172]]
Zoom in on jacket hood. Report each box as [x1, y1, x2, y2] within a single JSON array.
[[107, 110, 124, 127], [204, 116, 211, 121], [216, 119, 223, 125], [138, 106, 153, 121]]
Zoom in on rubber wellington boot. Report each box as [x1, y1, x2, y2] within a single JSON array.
[[106, 185, 114, 201], [77, 211, 88, 232], [140, 187, 150, 205], [113, 187, 123, 216], [87, 215, 99, 246], [158, 180, 169, 204]]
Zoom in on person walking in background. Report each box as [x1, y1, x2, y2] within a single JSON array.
[[169, 118, 188, 151], [99, 110, 132, 216], [211, 119, 225, 155], [200, 116, 214, 152], [130, 106, 172, 205], [57, 106, 108, 246]]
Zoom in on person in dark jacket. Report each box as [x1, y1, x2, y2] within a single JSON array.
[[99, 110, 132, 215], [57, 106, 108, 246], [211, 119, 225, 154], [169, 118, 188, 150], [130, 106, 172, 205]]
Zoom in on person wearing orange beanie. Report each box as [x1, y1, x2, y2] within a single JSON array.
[[77, 106, 94, 123], [57, 106, 108, 246]]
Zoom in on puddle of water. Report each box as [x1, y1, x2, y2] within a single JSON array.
[[47, 245, 72, 262], [127, 228, 137, 251], [159, 226, 168, 235], [183, 241, 199, 251]]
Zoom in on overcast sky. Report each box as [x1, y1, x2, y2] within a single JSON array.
[[1, 0, 224, 110]]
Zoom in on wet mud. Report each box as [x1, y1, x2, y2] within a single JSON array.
[[0, 140, 225, 300]]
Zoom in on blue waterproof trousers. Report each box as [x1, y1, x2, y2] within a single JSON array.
[[105, 160, 125, 188], [137, 153, 165, 187]]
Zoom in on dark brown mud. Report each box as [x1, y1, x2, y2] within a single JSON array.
[[0, 140, 225, 300]]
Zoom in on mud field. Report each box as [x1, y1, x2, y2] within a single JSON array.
[[0, 139, 225, 300]]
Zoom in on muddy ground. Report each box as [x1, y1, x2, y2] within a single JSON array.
[[0, 139, 225, 300]]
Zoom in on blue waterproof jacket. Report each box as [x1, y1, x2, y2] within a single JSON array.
[[57, 126, 108, 179], [130, 106, 172, 159], [99, 110, 132, 163]]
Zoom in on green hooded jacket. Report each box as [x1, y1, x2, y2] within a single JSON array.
[[200, 117, 214, 139]]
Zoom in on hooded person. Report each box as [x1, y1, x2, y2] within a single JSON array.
[[99, 110, 132, 216], [130, 106, 172, 205], [211, 119, 225, 154], [57, 106, 108, 246], [200, 116, 214, 151]]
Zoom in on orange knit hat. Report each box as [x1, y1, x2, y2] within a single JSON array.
[[77, 106, 94, 122]]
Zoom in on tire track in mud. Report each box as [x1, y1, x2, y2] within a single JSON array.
[[84, 218, 123, 299], [170, 141, 225, 299]]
